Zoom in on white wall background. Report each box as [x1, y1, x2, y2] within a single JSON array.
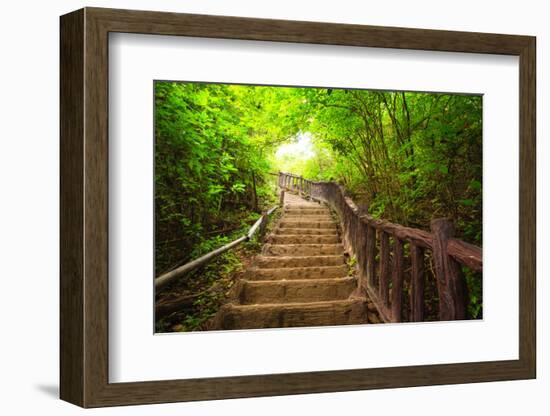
[[0, 0, 545, 414]]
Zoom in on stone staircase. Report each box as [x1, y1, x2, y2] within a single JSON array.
[[211, 192, 368, 330]]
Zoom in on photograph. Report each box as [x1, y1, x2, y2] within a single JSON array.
[[153, 81, 483, 333]]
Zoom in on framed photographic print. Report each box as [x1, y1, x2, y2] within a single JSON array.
[[60, 7, 536, 408]]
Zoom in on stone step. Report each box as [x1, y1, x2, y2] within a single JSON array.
[[279, 220, 337, 229], [241, 277, 356, 304], [268, 234, 340, 244], [213, 299, 367, 330], [256, 255, 346, 268], [247, 265, 349, 280], [283, 215, 334, 221], [284, 202, 324, 207], [285, 208, 330, 215], [262, 243, 344, 256], [275, 227, 339, 236], [284, 203, 321, 208], [284, 204, 319, 209], [284, 210, 332, 216]]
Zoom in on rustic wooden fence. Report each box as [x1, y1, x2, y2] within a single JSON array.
[[279, 172, 482, 322]]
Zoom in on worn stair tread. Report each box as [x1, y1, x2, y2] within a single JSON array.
[[282, 214, 334, 220], [248, 265, 350, 280], [256, 255, 346, 268], [241, 277, 356, 304], [262, 243, 345, 256], [215, 298, 367, 329], [268, 234, 340, 244], [275, 227, 339, 236], [279, 221, 337, 229], [281, 219, 335, 222], [231, 297, 364, 309], [285, 209, 331, 215]]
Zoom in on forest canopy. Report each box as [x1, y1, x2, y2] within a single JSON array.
[[154, 81, 482, 328]]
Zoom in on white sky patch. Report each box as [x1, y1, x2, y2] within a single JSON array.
[[275, 132, 315, 160]]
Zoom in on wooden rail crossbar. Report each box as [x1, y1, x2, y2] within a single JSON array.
[[155, 205, 278, 291], [278, 172, 482, 322]]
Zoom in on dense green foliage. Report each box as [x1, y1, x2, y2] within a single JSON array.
[[155, 81, 483, 329], [155, 82, 295, 275], [279, 89, 482, 245]]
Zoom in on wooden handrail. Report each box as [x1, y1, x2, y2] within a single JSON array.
[[447, 239, 482, 271], [278, 172, 482, 322], [155, 205, 278, 291]]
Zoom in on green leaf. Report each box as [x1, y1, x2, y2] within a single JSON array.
[[231, 182, 246, 194], [459, 199, 475, 206], [469, 179, 482, 190]]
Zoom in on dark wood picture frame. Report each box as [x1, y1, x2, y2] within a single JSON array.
[[60, 7, 536, 408]]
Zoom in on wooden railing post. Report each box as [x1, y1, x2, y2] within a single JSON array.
[[379, 231, 390, 308], [279, 189, 285, 207], [391, 238, 404, 322], [365, 225, 376, 288], [410, 244, 425, 322], [431, 218, 467, 321]]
